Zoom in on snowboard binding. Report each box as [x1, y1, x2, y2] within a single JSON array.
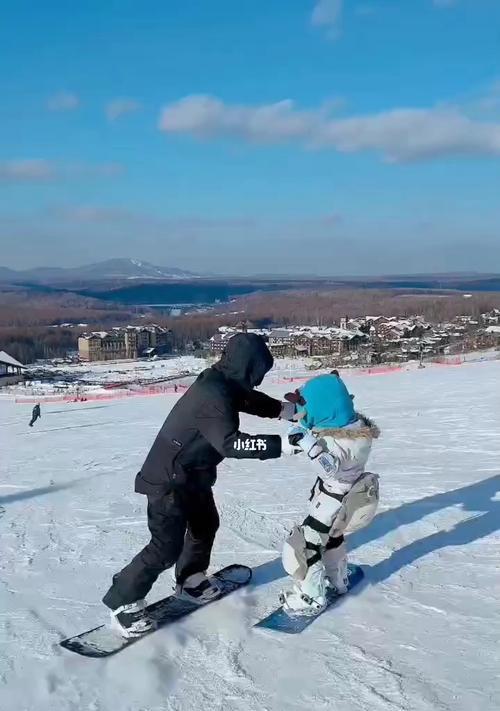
[[279, 590, 326, 617]]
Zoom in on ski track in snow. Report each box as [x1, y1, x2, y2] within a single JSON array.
[[1, 362, 500, 710]]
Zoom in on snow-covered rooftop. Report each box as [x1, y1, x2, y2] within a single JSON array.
[[0, 350, 26, 368]]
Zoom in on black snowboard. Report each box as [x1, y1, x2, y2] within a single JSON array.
[[60, 564, 252, 658]]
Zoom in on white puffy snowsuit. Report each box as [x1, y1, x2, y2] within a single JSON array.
[[282, 414, 380, 611]]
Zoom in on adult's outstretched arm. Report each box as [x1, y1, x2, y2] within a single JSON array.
[[196, 399, 282, 460]]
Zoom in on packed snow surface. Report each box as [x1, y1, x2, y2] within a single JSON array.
[[1, 360, 500, 710], [30, 355, 207, 385]]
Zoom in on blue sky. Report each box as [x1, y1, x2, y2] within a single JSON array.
[[1, 0, 499, 275]]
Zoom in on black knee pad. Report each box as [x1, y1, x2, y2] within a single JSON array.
[[325, 535, 345, 551]]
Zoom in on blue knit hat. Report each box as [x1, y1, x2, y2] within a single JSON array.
[[296, 373, 356, 431]]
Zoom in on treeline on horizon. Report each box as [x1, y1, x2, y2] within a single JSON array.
[[156, 289, 500, 351], [0, 289, 135, 364], [1, 287, 500, 365]]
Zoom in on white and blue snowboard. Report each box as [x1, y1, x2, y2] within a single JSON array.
[[60, 564, 252, 658], [255, 564, 364, 634]]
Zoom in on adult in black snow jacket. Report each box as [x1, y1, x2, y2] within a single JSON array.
[[29, 403, 41, 427], [103, 333, 294, 636]]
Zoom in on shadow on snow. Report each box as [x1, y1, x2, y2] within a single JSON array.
[[0, 471, 115, 506], [47, 405, 112, 415], [252, 474, 500, 590], [26, 421, 115, 434]]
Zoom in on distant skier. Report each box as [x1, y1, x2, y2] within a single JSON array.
[[280, 373, 380, 615], [29, 403, 41, 428], [102, 333, 298, 637]]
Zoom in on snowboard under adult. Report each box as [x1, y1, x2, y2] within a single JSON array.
[[60, 564, 251, 658], [255, 564, 365, 634]]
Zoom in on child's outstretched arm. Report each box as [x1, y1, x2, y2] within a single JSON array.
[[284, 426, 341, 480]]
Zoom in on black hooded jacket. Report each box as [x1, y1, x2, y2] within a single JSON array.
[[135, 333, 283, 496]]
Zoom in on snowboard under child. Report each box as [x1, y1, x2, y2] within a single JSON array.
[[280, 373, 380, 615]]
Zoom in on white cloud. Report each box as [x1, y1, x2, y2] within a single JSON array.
[[159, 94, 500, 162], [0, 160, 55, 181], [160, 95, 319, 142], [0, 160, 124, 183], [106, 98, 142, 122], [46, 92, 80, 111], [311, 0, 343, 37], [314, 108, 500, 161]]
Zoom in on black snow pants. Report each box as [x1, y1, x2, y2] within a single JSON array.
[[102, 486, 220, 610]]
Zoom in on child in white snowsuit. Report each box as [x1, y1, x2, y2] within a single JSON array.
[[281, 373, 380, 614]]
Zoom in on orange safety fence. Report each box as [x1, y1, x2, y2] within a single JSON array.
[[15, 383, 189, 405], [429, 356, 464, 366], [272, 364, 404, 383]]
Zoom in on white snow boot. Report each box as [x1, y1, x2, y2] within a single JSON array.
[[323, 542, 349, 595], [110, 599, 156, 638], [175, 572, 220, 604], [280, 561, 327, 616]]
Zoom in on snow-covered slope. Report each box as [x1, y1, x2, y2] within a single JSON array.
[[28, 356, 207, 387], [1, 362, 499, 710]]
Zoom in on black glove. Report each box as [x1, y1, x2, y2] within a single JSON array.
[[284, 389, 306, 407], [288, 429, 305, 447]]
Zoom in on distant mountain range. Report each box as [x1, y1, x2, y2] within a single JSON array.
[[0, 258, 198, 284], [2, 260, 500, 297]]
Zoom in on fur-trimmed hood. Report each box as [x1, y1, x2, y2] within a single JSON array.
[[314, 413, 380, 441]]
